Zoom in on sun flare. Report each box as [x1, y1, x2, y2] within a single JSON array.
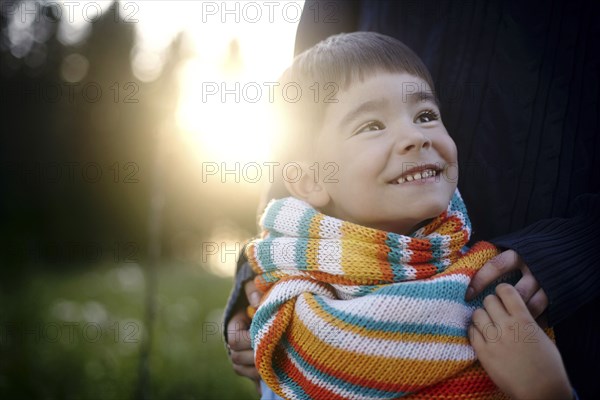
[[175, 1, 303, 163]]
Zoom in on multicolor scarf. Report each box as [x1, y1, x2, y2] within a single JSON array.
[[246, 191, 508, 399]]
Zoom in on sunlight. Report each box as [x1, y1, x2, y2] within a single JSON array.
[[176, 59, 277, 162], [6, 1, 302, 163], [175, 1, 303, 163]]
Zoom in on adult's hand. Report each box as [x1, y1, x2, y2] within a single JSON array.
[[226, 280, 263, 393], [465, 249, 549, 327]]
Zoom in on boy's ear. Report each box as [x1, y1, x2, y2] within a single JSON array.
[[283, 162, 331, 208]]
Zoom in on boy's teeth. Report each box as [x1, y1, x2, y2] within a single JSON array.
[[396, 169, 437, 184]]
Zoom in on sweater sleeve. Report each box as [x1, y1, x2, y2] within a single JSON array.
[[222, 244, 256, 344], [490, 194, 600, 326]]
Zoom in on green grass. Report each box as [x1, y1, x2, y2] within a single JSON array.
[[0, 262, 257, 400]]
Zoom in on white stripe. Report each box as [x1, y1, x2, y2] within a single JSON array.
[[401, 248, 413, 264], [328, 273, 469, 299], [404, 265, 417, 280], [270, 238, 298, 268], [316, 293, 472, 328], [277, 383, 296, 400], [319, 215, 343, 239], [331, 284, 369, 299], [273, 198, 309, 237]]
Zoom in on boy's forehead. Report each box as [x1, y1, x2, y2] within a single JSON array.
[[338, 72, 433, 100], [326, 73, 436, 117]]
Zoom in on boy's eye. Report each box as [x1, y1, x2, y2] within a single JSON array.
[[416, 110, 440, 123], [355, 121, 385, 135]]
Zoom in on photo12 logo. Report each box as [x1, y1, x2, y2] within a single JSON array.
[[201, 162, 339, 184], [199, 1, 304, 24], [6, 82, 139, 105], [201, 81, 339, 104], [0, 321, 141, 345], [1, 1, 139, 24], [1, 161, 140, 185]]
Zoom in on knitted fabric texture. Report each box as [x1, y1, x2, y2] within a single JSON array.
[[247, 191, 507, 399]]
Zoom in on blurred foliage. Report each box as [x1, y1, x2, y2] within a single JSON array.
[[0, 1, 260, 398], [0, 261, 256, 399]]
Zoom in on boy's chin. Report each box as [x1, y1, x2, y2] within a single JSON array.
[[419, 201, 452, 218]]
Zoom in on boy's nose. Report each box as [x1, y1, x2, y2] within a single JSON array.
[[394, 128, 432, 154]]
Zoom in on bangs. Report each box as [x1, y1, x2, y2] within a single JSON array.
[[271, 32, 436, 163]]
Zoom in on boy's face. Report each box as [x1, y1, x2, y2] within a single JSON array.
[[313, 72, 458, 234]]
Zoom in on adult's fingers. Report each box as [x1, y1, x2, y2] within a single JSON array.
[[232, 363, 261, 381], [227, 309, 252, 352], [513, 264, 540, 303], [230, 348, 255, 366], [466, 250, 523, 301], [526, 288, 549, 320], [245, 279, 263, 308]]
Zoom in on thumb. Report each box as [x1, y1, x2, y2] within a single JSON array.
[[244, 279, 263, 308], [466, 250, 522, 301]]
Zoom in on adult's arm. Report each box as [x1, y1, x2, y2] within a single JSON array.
[[478, 194, 600, 326], [222, 245, 255, 344]]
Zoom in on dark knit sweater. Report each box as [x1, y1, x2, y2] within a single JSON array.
[[224, 1, 599, 397]]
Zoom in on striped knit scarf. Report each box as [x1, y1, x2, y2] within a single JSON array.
[[246, 190, 508, 399]]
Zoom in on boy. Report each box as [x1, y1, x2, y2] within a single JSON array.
[[246, 32, 572, 399]]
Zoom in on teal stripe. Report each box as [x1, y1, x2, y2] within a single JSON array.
[[256, 199, 287, 273], [295, 207, 317, 269], [313, 294, 467, 338], [386, 235, 409, 281], [262, 199, 286, 230], [450, 191, 471, 231], [297, 206, 317, 237], [430, 236, 446, 273], [375, 279, 469, 301], [256, 238, 275, 272]]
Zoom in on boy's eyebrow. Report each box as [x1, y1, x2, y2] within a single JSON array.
[[406, 91, 438, 105], [339, 98, 389, 129]]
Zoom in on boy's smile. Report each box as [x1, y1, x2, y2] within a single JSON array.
[[308, 72, 458, 235], [388, 164, 444, 184]]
